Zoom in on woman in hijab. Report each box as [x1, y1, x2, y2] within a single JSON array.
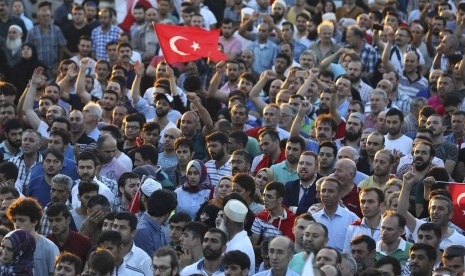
[[195, 175, 232, 222], [174, 160, 213, 219], [255, 168, 274, 196], [0, 229, 36, 275], [10, 43, 46, 95]]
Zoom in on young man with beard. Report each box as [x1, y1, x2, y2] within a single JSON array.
[[270, 136, 305, 183], [91, 8, 123, 60], [384, 108, 413, 156], [289, 222, 329, 274], [349, 235, 377, 273], [231, 150, 252, 176], [69, 110, 96, 153], [220, 19, 242, 60], [317, 141, 337, 177], [112, 211, 152, 276], [358, 132, 385, 175], [0, 119, 22, 161], [359, 150, 394, 190], [243, 22, 279, 75], [205, 131, 231, 187], [336, 112, 364, 151], [442, 245, 465, 276], [46, 203, 93, 265], [365, 89, 388, 130], [284, 151, 321, 215], [180, 228, 227, 276], [292, 213, 316, 252], [347, 60, 373, 106], [251, 128, 285, 176], [407, 243, 437, 276], [70, 35, 95, 73], [154, 93, 178, 148], [426, 114, 458, 175], [220, 60, 241, 93], [343, 188, 384, 253], [158, 128, 182, 169], [112, 172, 140, 212]]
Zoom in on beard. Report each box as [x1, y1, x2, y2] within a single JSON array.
[[272, 13, 284, 22], [345, 129, 362, 142], [6, 37, 21, 52], [123, 190, 132, 202], [210, 150, 225, 161], [203, 246, 223, 260], [156, 108, 169, 118], [414, 157, 430, 171], [348, 74, 361, 83]]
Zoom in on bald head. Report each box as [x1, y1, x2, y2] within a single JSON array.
[[337, 146, 359, 162]]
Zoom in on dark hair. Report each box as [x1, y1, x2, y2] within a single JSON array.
[[43, 147, 65, 163], [78, 180, 99, 196], [294, 213, 315, 226], [386, 108, 404, 122], [98, 230, 123, 247], [374, 256, 401, 275], [223, 250, 251, 270], [258, 127, 280, 142], [52, 117, 71, 131], [229, 131, 248, 148], [50, 129, 71, 145], [320, 246, 342, 264], [264, 181, 286, 198], [443, 93, 462, 108], [350, 234, 376, 251], [55, 252, 83, 274], [239, 72, 257, 86], [0, 162, 18, 181], [124, 113, 145, 129], [148, 190, 177, 217], [169, 212, 192, 224], [276, 53, 292, 67], [418, 223, 442, 240], [287, 136, 306, 152], [88, 249, 115, 274], [117, 172, 140, 195], [45, 202, 71, 218], [114, 211, 138, 232], [87, 195, 110, 209], [318, 141, 338, 157], [232, 174, 256, 199], [104, 211, 116, 222], [206, 131, 228, 145], [142, 121, 160, 133], [135, 145, 158, 164], [206, 228, 227, 246], [183, 221, 209, 240], [100, 124, 122, 140], [360, 188, 385, 203], [3, 119, 22, 134], [410, 243, 436, 261], [0, 186, 19, 198], [153, 247, 179, 270], [414, 141, 435, 158], [231, 150, 252, 165], [77, 151, 98, 167], [174, 137, 194, 152], [6, 197, 43, 231]]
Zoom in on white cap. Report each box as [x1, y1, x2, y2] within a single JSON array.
[[241, 7, 254, 17], [9, 25, 22, 34], [141, 178, 162, 197], [272, 0, 287, 8], [322, 12, 337, 21], [224, 199, 248, 223]]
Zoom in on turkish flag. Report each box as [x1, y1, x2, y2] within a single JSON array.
[[448, 183, 465, 231], [154, 23, 227, 64]]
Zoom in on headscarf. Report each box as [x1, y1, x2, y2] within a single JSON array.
[[0, 229, 36, 275], [199, 204, 220, 228], [258, 168, 274, 180], [11, 43, 45, 93], [183, 159, 210, 193]]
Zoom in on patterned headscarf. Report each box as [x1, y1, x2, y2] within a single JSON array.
[[183, 159, 211, 192], [0, 229, 36, 275]]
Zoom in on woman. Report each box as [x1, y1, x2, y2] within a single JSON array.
[[175, 160, 213, 219], [195, 175, 232, 223], [10, 43, 46, 95], [0, 229, 36, 275], [255, 168, 274, 197], [198, 205, 220, 228], [232, 174, 264, 215]]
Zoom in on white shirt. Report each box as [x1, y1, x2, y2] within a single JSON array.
[[117, 153, 133, 172], [384, 135, 413, 156], [254, 269, 300, 276], [397, 155, 444, 174], [226, 230, 255, 276], [180, 258, 225, 276], [124, 243, 152, 276], [71, 177, 115, 207], [343, 216, 382, 253], [87, 127, 100, 142], [112, 260, 144, 276]]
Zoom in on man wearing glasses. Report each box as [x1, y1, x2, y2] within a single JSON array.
[[152, 247, 180, 276]]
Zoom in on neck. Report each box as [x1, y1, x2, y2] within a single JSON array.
[[163, 149, 176, 157], [203, 257, 223, 274], [320, 40, 332, 47], [101, 110, 113, 123], [343, 138, 360, 148], [74, 21, 85, 28], [286, 161, 298, 172], [405, 70, 419, 80], [216, 154, 230, 169], [294, 242, 304, 253], [364, 213, 381, 229], [228, 226, 243, 239], [382, 238, 401, 254], [231, 123, 244, 131], [178, 162, 188, 175], [324, 204, 338, 217], [44, 174, 54, 185], [5, 141, 19, 155], [121, 241, 133, 257], [387, 133, 402, 140], [367, 155, 375, 165], [191, 246, 204, 262], [85, 122, 98, 134], [124, 139, 137, 149], [319, 167, 333, 176], [23, 151, 38, 163], [56, 228, 70, 245], [373, 174, 390, 187], [70, 130, 85, 144], [301, 174, 317, 187], [76, 205, 87, 216], [270, 148, 282, 163], [432, 134, 444, 144], [121, 196, 130, 210], [340, 182, 354, 198], [101, 24, 111, 32], [271, 269, 287, 276], [39, 22, 49, 29], [154, 115, 168, 127], [269, 205, 284, 217]]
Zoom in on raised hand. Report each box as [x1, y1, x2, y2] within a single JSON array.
[[67, 63, 78, 78], [403, 171, 415, 189], [31, 67, 45, 87], [134, 60, 145, 77], [80, 57, 92, 69], [215, 61, 226, 75]]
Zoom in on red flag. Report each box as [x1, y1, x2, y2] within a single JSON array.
[[154, 24, 227, 64], [128, 188, 141, 214], [448, 182, 465, 231]]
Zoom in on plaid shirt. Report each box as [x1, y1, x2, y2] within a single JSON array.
[[359, 42, 378, 75], [26, 24, 67, 68], [39, 201, 74, 236], [11, 154, 43, 195], [91, 24, 123, 60]]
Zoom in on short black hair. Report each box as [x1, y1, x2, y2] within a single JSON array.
[[223, 250, 251, 270], [77, 150, 98, 167], [229, 131, 248, 148], [43, 147, 64, 163], [169, 212, 192, 224], [88, 249, 115, 275], [418, 222, 442, 240], [55, 252, 83, 275], [264, 181, 286, 198], [147, 190, 177, 217], [114, 211, 138, 232], [3, 119, 22, 134], [0, 162, 18, 181], [45, 203, 71, 218], [386, 108, 404, 122], [374, 256, 401, 276], [410, 243, 436, 261], [135, 145, 158, 164], [87, 195, 110, 209], [350, 235, 376, 251], [98, 230, 123, 247], [78, 180, 99, 196], [206, 131, 228, 145], [182, 221, 209, 240]]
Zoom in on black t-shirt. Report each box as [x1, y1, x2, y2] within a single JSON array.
[[61, 22, 92, 53]]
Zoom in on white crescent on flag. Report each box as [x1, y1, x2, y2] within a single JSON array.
[[169, 36, 189, 56]]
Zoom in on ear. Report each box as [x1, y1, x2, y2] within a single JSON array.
[[241, 269, 249, 276]]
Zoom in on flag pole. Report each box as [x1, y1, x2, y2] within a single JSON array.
[[436, 181, 465, 184]]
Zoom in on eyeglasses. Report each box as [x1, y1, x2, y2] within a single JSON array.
[[151, 265, 172, 272]]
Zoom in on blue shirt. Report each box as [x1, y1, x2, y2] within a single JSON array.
[[29, 157, 79, 183], [134, 213, 168, 258], [247, 40, 279, 74], [27, 176, 52, 208]]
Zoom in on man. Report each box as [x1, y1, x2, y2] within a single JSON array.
[[223, 250, 251, 276], [337, 112, 364, 151], [181, 228, 227, 276], [180, 111, 207, 160], [82, 101, 102, 141], [3, 25, 22, 66], [426, 114, 458, 175], [408, 243, 437, 276], [135, 189, 177, 257], [152, 247, 180, 276], [112, 211, 152, 276], [219, 19, 242, 60], [69, 110, 96, 150], [158, 128, 182, 169], [97, 134, 130, 182], [252, 182, 297, 245], [168, 212, 191, 256], [245, 22, 279, 74], [313, 177, 359, 251], [347, 60, 373, 106], [251, 128, 285, 176], [205, 131, 231, 187], [292, 213, 316, 253], [376, 211, 412, 269], [62, 6, 92, 57], [384, 108, 413, 155], [317, 141, 337, 177], [220, 61, 241, 93], [442, 245, 465, 276], [97, 230, 144, 275], [79, 195, 111, 243], [53, 252, 83, 276], [359, 150, 394, 190], [359, 131, 385, 175], [69, 180, 98, 230], [0, 118, 22, 161], [350, 235, 377, 273], [365, 89, 388, 130], [165, 137, 194, 186], [7, 197, 60, 275], [280, 22, 306, 62], [91, 8, 123, 60], [121, 113, 144, 153], [46, 203, 93, 264], [374, 255, 402, 276], [112, 172, 140, 212], [284, 151, 320, 215], [0, 0, 26, 39], [71, 36, 95, 76], [254, 236, 299, 276], [289, 222, 328, 274], [231, 150, 252, 175], [345, 25, 378, 75], [270, 136, 305, 184], [179, 221, 209, 266], [445, 111, 465, 147], [333, 158, 362, 217], [343, 188, 384, 253], [294, 13, 311, 47], [222, 199, 255, 275]]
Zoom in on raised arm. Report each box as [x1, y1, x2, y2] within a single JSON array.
[[328, 82, 342, 125], [290, 99, 312, 138], [238, 12, 258, 40], [130, 60, 145, 104], [320, 47, 346, 70], [206, 61, 229, 103], [23, 67, 45, 130], [398, 172, 418, 233], [75, 58, 93, 104], [249, 70, 277, 114], [188, 93, 214, 136], [59, 63, 79, 102], [381, 30, 396, 72]]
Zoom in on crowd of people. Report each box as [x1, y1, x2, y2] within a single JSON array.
[[0, 0, 465, 275]]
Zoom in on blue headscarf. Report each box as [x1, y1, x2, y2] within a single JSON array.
[[0, 229, 36, 275]]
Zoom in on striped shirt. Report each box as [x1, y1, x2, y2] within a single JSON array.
[[205, 159, 232, 187], [357, 80, 373, 106], [398, 73, 429, 99], [91, 24, 123, 61], [11, 154, 43, 194]]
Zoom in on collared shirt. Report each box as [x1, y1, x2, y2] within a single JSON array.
[[402, 113, 418, 134], [313, 205, 360, 251], [91, 24, 123, 60], [270, 161, 299, 184], [254, 268, 300, 276], [357, 80, 373, 106], [390, 91, 412, 113], [445, 133, 465, 147], [180, 258, 225, 276], [343, 216, 382, 252], [11, 153, 43, 194], [376, 238, 412, 269], [124, 243, 153, 276], [226, 230, 255, 276], [0, 142, 22, 162], [247, 40, 279, 74], [205, 159, 232, 187], [398, 72, 429, 99], [359, 42, 378, 75], [134, 213, 168, 257], [26, 24, 67, 67], [113, 260, 144, 276]]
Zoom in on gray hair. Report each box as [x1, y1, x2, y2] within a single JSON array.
[[51, 174, 73, 192], [371, 88, 388, 100], [337, 146, 359, 162], [83, 101, 103, 119]]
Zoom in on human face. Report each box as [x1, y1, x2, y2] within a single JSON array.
[[202, 232, 224, 260], [451, 114, 465, 134], [217, 178, 232, 200], [231, 154, 249, 175], [360, 190, 382, 218], [285, 142, 302, 165], [294, 218, 314, 248], [377, 264, 396, 276], [77, 159, 96, 181], [99, 240, 122, 263], [260, 134, 278, 157], [417, 230, 440, 248], [169, 220, 186, 245], [320, 181, 340, 207], [48, 135, 65, 152], [413, 144, 432, 171], [404, 51, 419, 73], [380, 215, 402, 245], [319, 25, 333, 43], [350, 242, 373, 271], [268, 238, 292, 272], [443, 256, 464, 276], [120, 177, 140, 202], [142, 128, 159, 146], [303, 224, 327, 254], [46, 106, 63, 126], [255, 170, 270, 193], [257, 23, 270, 41], [410, 249, 434, 275], [102, 92, 117, 111], [48, 214, 69, 235], [100, 139, 117, 164], [386, 115, 402, 136], [0, 106, 16, 125], [69, 111, 84, 134], [437, 76, 454, 97], [297, 154, 317, 182], [373, 152, 391, 177], [180, 113, 198, 137], [316, 122, 334, 142], [241, 51, 253, 67], [224, 263, 248, 276], [238, 77, 253, 94], [112, 219, 134, 244], [426, 116, 444, 137], [111, 106, 127, 127], [0, 239, 13, 264], [51, 182, 69, 203], [347, 62, 362, 83], [145, 7, 158, 22], [79, 190, 98, 209], [226, 63, 239, 82], [345, 117, 362, 140], [43, 153, 63, 177], [21, 132, 39, 155], [96, 63, 110, 80], [6, 128, 22, 148], [191, 15, 204, 28], [370, 94, 386, 114], [13, 214, 37, 232], [429, 199, 452, 226], [163, 129, 179, 152], [208, 140, 226, 161], [318, 147, 335, 170], [316, 248, 338, 268], [98, 10, 111, 27], [180, 230, 199, 252], [175, 145, 193, 166], [187, 167, 201, 187], [21, 45, 32, 59], [152, 255, 176, 276]]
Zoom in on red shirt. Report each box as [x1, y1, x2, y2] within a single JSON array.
[[48, 231, 93, 264], [256, 206, 297, 241], [253, 148, 286, 176], [342, 184, 362, 217]]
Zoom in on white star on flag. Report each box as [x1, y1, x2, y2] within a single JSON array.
[[191, 42, 200, 51]]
